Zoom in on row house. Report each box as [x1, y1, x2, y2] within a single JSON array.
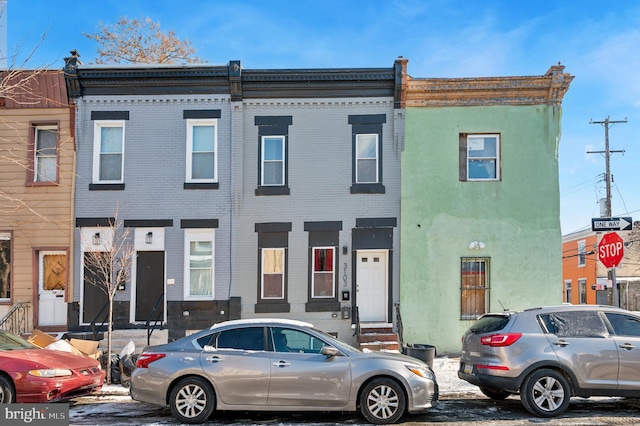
[[562, 226, 640, 309], [63, 53, 406, 347], [400, 64, 573, 353], [0, 70, 75, 333]]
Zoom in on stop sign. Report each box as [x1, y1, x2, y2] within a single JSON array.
[[598, 232, 625, 268]]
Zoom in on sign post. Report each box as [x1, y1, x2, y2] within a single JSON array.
[[598, 232, 625, 307]]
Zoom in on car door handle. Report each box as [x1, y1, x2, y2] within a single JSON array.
[[554, 340, 570, 347], [273, 361, 291, 368], [619, 343, 635, 350], [205, 356, 223, 363]]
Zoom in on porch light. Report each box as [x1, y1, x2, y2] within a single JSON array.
[[145, 232, 153, 244], [92, 233, 101, 245]]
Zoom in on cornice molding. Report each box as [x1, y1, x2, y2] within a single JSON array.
[[406, 63, 573, 107]]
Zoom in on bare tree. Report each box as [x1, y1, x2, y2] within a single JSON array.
[[83, 16, 203, 64], [80, 214, 134, 384]]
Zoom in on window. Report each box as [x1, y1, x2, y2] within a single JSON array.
[[217, 327, 265, 351], [579, 279, 587, 304], [0, 232, 11, 301], [262, 248, 284, 299], [255, 116, 291, 196], [540, 311, 607, 338], [93, 121, 124, 183], [271, 327, 325, 354], [605, 313, 640, 337], [349, 114, 386, 194], [460, 258, 490, 320], [577, 240, 586, 267], [312, 247, 335, 298], [261, 136, 285, 186], [564, 280, 572, 303], [184, 229, 215, 299], [356, 134, 379, 183], [186, 119, 217, 182], [34, 126, 58, 182], [460, 134, 501, 181]]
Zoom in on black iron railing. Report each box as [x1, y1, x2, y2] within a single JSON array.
[[90, 301, 109, 341], [0, 301, 31, 335], [145, 293, 164, 345], [395, 302, 403, 349]]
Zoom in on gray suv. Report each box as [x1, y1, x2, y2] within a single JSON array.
[[458, 304, 640, 417]]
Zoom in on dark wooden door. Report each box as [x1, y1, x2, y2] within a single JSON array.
[[135, 251, 165, 322]]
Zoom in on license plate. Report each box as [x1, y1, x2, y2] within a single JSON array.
[[463, 363, 473, 374]]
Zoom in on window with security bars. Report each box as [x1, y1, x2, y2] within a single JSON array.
[[460, 257, 490, 320]]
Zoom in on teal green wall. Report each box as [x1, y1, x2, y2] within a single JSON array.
[[401, 105, 563, 354]]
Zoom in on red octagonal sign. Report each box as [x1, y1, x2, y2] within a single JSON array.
[[598, 232, 624, 268]]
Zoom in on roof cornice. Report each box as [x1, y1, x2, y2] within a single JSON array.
[[406, 63, 573, 107]]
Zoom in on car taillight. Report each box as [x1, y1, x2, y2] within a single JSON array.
[[480, 333, 522, 347], [136, 353, 166, 368]]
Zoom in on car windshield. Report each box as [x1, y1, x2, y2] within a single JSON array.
[[0, 331, 38, 351], [468, 314, 511, 334]]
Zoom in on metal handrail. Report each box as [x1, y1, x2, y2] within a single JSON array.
[[0, 301, 31, 335], [145, 292, 164, 345], [353, 306, 361, 345], [90, 301, 109, 341], [395, 302, 403, 350]]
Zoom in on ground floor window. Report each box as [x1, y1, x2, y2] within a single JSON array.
[[460, 257, 490, 320], [0, 232, 11, 301]]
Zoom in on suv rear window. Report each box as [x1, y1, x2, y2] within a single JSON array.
[[468, 314, 510, 334]]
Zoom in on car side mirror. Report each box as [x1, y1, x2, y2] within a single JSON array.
[[321, 346, 339, 357]]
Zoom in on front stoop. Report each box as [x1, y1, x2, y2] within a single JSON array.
[[358, 323, 400, 352]]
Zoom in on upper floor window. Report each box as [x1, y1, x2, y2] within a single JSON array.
[[255, 116, 291, 196], [34, 125, 58, 182], [186, 119, 217, 183], [93, 121, 124, 183], [356, 134, 379, 183], [261, 136, 285, 186], [577, 240, 586, 267], [460, 257, 490, 320], [349, 114, 386, 194], [0, 232, 11, 301], [460, 133, 501, 181], [184, 229, 215, 300]]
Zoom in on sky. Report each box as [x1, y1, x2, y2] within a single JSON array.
[[4, 0, 639, 235]]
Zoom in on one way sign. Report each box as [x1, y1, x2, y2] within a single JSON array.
[[592, 217, 633, 232]]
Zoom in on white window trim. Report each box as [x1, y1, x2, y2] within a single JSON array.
[[183, 229, 215, 300], [467, 134, 500, 181], [34, 125, 58, 182], [261, 135, 285, 186], [261, 247, 285, 300], [92, 120, 125, 184], [186, 119, 218, 183], [355, 133, 379, 184], [311, 246, 335, 299]]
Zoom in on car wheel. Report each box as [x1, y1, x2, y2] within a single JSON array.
[[0, 375, 15, 403], [480, 387, 510, 400], [169, 377, 215, 424], [359, 378, 406, 424], [520, 368, 571, 417]]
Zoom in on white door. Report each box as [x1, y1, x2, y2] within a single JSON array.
[[356, 250, 388, 322], [38, 251, 68, 326]]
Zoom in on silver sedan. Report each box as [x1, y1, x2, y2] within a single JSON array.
[[130, 318, 438, 424]]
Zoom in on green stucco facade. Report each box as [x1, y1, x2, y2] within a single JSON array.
[[400, 104, 563, 354]]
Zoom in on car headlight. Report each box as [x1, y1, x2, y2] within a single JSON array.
[[29, 369, 73, 378], [406, 365, 435, 380]]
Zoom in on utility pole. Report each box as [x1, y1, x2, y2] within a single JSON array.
[[587, 116, 626, 217], [587, 116, 627, 308]]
